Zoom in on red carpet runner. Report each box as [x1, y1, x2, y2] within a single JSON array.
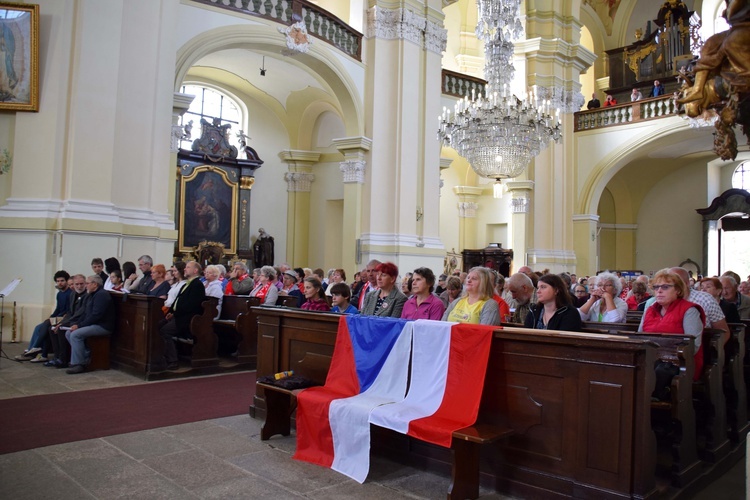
[[0, 371, 256, 455]]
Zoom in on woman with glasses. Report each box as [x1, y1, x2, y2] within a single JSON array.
[[640, 269, 706, 400], [577, 271, 627, 323], [361, 262, 407, 318]]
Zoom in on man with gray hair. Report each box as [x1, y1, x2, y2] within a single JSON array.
[[720, 275, 750, 319], [128, 255, 154, 294], [507, 273, 536, 323], [226, 261, 253, 295], [65, 275, 115, 374]]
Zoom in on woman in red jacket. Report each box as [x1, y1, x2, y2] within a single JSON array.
[[640, 269, 705, 400]]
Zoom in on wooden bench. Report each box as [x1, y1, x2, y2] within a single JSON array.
[[87, 335, 111, 371], [726, 323, 748, 445], [186, 297, 220, 368], [211, 295, 259, 365], [448, 424, 515, 500]]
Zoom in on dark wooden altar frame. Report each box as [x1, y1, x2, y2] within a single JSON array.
[[176, 149, 263, 259]]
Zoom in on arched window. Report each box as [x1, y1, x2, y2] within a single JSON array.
[[179, 84, 243, 152], [731, 161, 750, 191]]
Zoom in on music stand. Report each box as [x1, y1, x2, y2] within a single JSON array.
[[0, 278, 22, 367]]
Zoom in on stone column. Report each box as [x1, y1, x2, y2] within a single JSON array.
[[332, 136, 371, 276], [572, 214, 600, 276], [279, 150, 320, 266], [453, 186, 482, 252], [506, 180, 534, 272], [362, 1, 447, 273]]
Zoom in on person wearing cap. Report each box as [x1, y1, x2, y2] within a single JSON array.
[[435, 274, 448, 295], [279, 269, 305, 307]]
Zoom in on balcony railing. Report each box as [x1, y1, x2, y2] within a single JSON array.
[[442, 69, 486, 99], [192, 0, 362, 61], [573, 94, 679, 132]]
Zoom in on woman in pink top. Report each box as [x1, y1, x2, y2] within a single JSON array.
[[400, 267, 446, 320]]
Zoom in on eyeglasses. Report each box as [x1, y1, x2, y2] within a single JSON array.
[[652, 284, 675, 291]]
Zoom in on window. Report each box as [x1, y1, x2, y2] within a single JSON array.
[[732, 161, 750, 191], [179, 85, 243, 152]]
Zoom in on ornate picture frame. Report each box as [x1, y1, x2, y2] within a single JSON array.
[[179, 165, 238, 255], [0, 3, 39, 112]]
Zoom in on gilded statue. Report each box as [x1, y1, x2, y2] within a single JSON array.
[[677, 0, 750, 159]]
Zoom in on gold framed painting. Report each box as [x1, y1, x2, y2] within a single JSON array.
[[179, 165, 238, 255], [0, 2, 39, 112]]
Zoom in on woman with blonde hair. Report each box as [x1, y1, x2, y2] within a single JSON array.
[[441, 267, 500, 325]]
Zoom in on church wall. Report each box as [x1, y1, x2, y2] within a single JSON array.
[[635, 159, 705, 274], [598, 187, 617, 270]]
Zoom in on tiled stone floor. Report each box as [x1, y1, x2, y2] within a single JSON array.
[[0, 341, 745, 499]]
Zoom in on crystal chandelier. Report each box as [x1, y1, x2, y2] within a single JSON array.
[[437, 0, 562, 184]]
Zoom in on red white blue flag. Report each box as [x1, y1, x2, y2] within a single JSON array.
[[293, 315, 412, 482]]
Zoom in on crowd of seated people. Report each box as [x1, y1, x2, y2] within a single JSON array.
[[17, 251, 750, 376]]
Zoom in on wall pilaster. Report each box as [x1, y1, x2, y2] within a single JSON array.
[[453, 186, 482, 252], [280, 150, 320, 266]]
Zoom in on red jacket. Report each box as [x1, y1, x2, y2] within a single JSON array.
[[642, 298, 706, 379]]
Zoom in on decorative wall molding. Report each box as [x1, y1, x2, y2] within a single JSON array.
[[360, 232, 444, 250], [0, 198, 175, 230], [424, 19, 448, 54], [572, 213, 600, 223], [366, 6, 445, 53], [599, 223, 638, 230], [457, 201, 478, 218], [284, 172, 314, 192], [340, 159, 366, 184]]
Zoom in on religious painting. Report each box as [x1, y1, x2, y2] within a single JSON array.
[[179, 166, 237, 255], [584, 0, 621, 36], [0, 3, 39, 111]]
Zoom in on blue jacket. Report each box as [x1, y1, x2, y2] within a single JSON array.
[[50, 288, 73, 317]]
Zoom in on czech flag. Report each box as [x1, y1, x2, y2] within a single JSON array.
[[369, 320, 494, 447], [293, 315, 413, 482]]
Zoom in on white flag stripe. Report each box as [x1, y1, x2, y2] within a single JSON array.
[[369, 320, 453, 433], [329, 322, 413, 483]]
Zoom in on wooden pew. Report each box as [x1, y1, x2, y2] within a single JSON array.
[[187, 297, 219, 369], [726, 323, 748, 446], [209, 295, 260, 367], [250, 309, 660, 499], [109, 293, 167, 378]]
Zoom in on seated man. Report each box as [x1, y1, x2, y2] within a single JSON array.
[[65, 275, 115, 374], [47, 274, 88, 368], [16, 270, 72, 363], [126, 255, 154, 293], [720, 275, 750, 319], [225, 261, 254, 295], [279, 269, 305, 307], [507, 273, 536, 323], [159, 261, 206, 370]]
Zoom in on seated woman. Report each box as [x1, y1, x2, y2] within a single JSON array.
[[204, 264, 224, 318], [640, 269, 706, 400], [442, 267, 500, 326], [578, 271, 627, 323], [109, 269, 124, 292], [361, 262, 407, 318], [572, 283, 589, 307], [164, 262, 186, 310], [700, 277, 741, 323], [103, 257, 121, 291], [625, 281, 650, 311], [330, 282, 357, 314], [325, 268, 347, 296], [249, 265, 279, 305], [147, 264, 171, 299], [401, 267, 445, 320], [490, 271, 511, 322], [279, 270, 305, 307], [439, 276, 462, 308], [524, 274, 582, 331], [301, 277, 331, 312]]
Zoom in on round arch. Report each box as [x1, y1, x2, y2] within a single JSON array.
[[174, 24, 364, 138], [577, 120, 698, 215]]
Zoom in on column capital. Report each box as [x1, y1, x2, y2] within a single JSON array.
[[505, 180, 535, 192], [452, 186, 483, 198], [457, 202, 478, 218], [284, 172, 314, 192], [340, 159, 366, 184], [278, 150, 321, 169], [366, 7, 446, 54], [439, 157, 453, 170]]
